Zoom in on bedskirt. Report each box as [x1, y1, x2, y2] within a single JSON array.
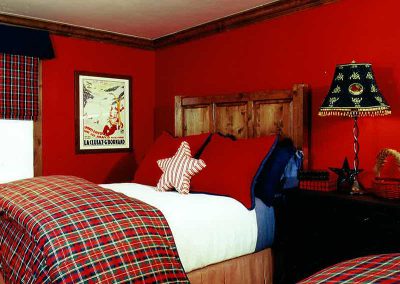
[[0, 249, 273, 284], [187, 248, 273, 284]]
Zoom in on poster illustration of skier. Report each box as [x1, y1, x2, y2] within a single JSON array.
[[75, 72, 132, 153]]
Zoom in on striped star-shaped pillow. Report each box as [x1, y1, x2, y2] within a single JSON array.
[[156, 141, 206, 194]]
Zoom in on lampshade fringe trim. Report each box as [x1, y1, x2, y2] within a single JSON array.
[[318, 109, 391, 117]]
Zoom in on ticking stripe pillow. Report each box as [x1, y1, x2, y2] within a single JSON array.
[[156, 141, 206, 194]]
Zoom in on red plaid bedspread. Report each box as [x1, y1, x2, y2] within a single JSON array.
[[300, 253, 400, 283], [0, 175, 188, 284]]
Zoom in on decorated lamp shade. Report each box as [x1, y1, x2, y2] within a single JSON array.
[[319, 62, 391, 117]]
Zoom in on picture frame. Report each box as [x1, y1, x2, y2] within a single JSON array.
[[75, 71, 132, 154]]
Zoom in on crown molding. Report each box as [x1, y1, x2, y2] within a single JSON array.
[[0, 13, 155, 50], [0, 0, 338, 51], [154, 0, 338, 48]]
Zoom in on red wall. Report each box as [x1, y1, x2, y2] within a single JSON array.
[[155, 0, 400, 178], [42, 35, 155, 183], [40, 0, 400, 184]]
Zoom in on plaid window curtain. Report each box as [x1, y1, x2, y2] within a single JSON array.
[[0, 53, 39, 120]]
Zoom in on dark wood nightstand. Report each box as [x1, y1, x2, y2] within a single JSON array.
[[273, 189, 400, 283]]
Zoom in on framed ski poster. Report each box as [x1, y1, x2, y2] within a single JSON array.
[[75, 71, 132, 153]]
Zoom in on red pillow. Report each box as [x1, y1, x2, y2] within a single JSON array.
[[134, 132, 211, 186], [191, 134, 277, 209]]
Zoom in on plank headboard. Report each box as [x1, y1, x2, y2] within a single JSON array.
[[174, 84, 311, 169]]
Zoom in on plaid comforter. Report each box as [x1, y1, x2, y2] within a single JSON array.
[[300, 254, 400, 283], [0, 175, 188, 284]]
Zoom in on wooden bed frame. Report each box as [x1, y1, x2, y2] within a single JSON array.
[[176, 83, 310, 283], [175, 83, 310, 168], [0, 84, 310, 284]]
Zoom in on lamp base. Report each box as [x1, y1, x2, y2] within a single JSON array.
[[350, 179, 364, 195]]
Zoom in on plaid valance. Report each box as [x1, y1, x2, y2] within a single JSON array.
[[0, 53, 39, 120]]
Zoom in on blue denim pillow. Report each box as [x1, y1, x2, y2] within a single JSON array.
[[282, 150, 303, 189], [253, 138, 296, 207]]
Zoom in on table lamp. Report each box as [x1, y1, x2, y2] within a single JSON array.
[[319, 62, 391, 194]]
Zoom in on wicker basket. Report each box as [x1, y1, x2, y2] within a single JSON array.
[[372, 149, 400, 199]]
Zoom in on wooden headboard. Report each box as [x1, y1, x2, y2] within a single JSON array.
[[175, 84, 311, 169]]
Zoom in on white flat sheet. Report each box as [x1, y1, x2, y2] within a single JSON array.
[[101, 183, 258, 273]]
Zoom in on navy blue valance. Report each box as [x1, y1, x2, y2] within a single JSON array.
[[0, 24, 54, 59]]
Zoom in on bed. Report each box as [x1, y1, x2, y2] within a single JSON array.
[[299, 253, 400, 283], [0, 83, 310, 284], [173, 83, 310, 283]]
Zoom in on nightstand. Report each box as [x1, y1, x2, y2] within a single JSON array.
[[274, 189, 400, 283]]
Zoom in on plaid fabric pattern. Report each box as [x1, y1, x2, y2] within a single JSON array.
[[0, 175, 188, 284], [300, 254, 400, 283], [0, 219, 50, 283], [0, 53, 39, 120]]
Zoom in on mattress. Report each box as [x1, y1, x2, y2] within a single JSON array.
[[101, 182, 275, 273]]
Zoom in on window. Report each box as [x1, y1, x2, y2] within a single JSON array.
[[0, 120, 33, 183]]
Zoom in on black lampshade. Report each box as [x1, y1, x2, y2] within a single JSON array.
[[319, 62, 391, 117]]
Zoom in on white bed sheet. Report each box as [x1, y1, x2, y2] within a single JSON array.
[[101, 183, 258, 273]]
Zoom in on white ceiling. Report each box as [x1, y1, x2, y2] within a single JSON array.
[[0, 0, 278, 39]]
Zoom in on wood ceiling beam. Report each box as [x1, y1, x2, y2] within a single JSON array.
[[0, 0, 338, 51]]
